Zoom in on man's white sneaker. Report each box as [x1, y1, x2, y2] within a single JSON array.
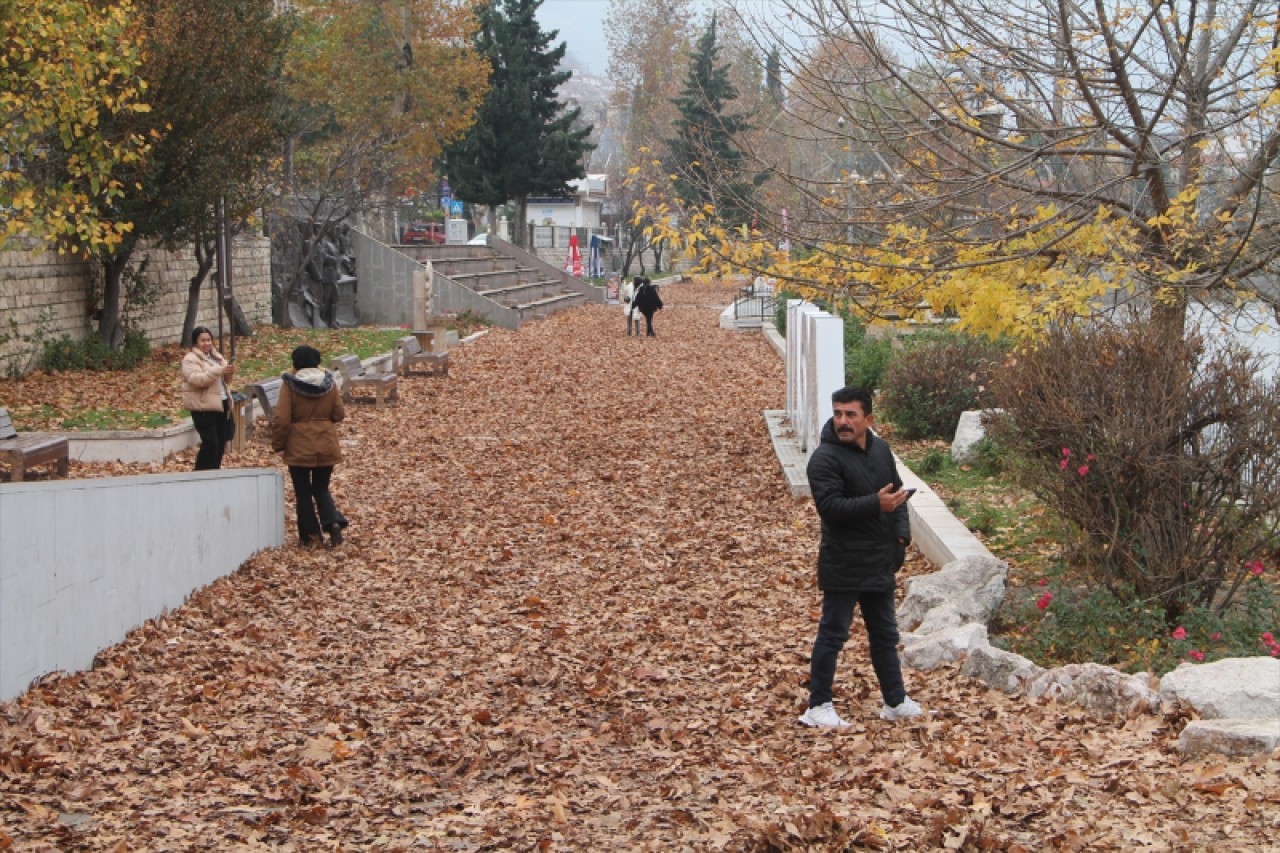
[[799, 702, 850, 728], [879, 696, 924, 721]]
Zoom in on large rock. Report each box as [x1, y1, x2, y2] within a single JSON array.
[[1178, 719, 1280, 758], [951, 409, 1002, 465], [902, 623, 989, 670], [1028, 663, 1159, 718], [899, 555, 1008, 633], [1159, 657, 1280, 719], [961, 645, 1044, 693]]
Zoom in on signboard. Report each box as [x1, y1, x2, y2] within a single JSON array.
[[450, 200, 464, 217]]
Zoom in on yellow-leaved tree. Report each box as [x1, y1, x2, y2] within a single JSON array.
[[273, 0, 490, 321], [0, 0, 150, 254]]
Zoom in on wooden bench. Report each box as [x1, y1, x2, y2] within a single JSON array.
[[0, 407, 69, 482], [242, 377, 283, 439], [394, 335, 449, 377], [331, 354, 398, 405]]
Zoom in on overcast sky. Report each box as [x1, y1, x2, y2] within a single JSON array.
[[537, 0, 613, 76]]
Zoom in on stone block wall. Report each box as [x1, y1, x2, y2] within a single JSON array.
[[0, 236, 272, 375]]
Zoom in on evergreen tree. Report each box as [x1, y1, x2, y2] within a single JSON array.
[[667, 14, 752, 228], [445, 0, 593, 247], [765, 46, 783, 106]]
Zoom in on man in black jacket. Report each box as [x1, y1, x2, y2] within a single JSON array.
[[799, 386, 924, 727]]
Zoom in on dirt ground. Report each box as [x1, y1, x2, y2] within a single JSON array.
[[1, 283, 1276, 851]]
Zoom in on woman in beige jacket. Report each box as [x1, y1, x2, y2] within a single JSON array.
[[272, 345, 347, 547], [180, 326, 236, 470]]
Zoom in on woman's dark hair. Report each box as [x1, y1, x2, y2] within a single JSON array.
[[291, 345, 322, 370], [191, 326, 213, 344]]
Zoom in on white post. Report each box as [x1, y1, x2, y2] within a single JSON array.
[[805, 312, 845, 453], [785, 299, 805, 421]]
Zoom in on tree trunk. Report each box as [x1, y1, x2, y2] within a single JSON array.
[[515, 195, 529, 249], [98, 244, 135, 349], [227, 296, 253, 337], [182, 240, 218, 347]]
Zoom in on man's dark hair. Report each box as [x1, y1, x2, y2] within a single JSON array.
[[291, 345, 323, 370], [832, 385, 873, 415]]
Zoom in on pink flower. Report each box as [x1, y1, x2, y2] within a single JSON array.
[[1172, 626, 1187, 640], [1061, 448, 1071, 457], [1060, 459, 1069, 471], [1262, 631, 1275, 644], [1188, 650, 1205, 662], [1210, 632, 1222, 641], [1086, 453, 1096, 461], [1249, 560, 1264, 576], [1037, 577, 1049, 586], [1077, 465, 1089, 476], [1270, 647, 1279, 658], [1036, 593, 1053, 610]]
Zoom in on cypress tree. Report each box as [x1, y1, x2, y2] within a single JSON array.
[[445, 0, 593, 246], [667, 14, 752, 228]]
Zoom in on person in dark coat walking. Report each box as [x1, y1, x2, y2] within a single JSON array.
[[632, 276, 663, 336], [799, 386, 924, 727], [272, 345, 348, 547]]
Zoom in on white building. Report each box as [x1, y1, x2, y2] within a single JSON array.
[[526, 175, 608, 229]]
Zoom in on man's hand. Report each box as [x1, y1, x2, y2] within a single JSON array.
[[878, 483, 909, 512]]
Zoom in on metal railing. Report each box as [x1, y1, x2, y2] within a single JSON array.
[[734, 285, 776, 324]]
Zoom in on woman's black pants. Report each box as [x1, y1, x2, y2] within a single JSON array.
[[191, 402, 233, 470]]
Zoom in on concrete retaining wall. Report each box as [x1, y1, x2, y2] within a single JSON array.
[[0, 236, 272, 376], [348, 229, 428, 328], [0, 468, 285, 701]]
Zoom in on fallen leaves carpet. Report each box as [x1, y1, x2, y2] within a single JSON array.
[[2, 284, 1276, 851]]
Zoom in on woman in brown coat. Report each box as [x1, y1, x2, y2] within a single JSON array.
[[272, 345, 348, 547]]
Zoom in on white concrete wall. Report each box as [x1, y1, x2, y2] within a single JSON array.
[[0, 468, 285, 701]]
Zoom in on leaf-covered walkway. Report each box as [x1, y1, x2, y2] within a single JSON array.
[[2, 283, 1274, 850]]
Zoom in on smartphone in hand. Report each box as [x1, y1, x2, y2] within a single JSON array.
[[901, 487, 917, 500]]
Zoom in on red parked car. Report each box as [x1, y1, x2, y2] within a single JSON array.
[[401, 223, 445, 244]]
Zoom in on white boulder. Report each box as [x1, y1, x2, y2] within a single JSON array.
[[1159, 657, 1280, 719], [961, 645, 1044, 693], [899, 555, 1008, 633], [951, 409, 1002, 465], [1178, 719, 1280, 758], [1028, 663, 1159, 718], [902, 623, 989, 670]]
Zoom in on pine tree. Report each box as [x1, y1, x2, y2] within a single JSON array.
[[765, 46, 783, 106], [445, 0, 593, 247], [667, 14, 752, 228]]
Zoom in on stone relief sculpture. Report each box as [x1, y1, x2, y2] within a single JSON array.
[[270, 218, 359, 329]]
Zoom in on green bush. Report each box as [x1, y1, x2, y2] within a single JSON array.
[[839, 308, 894, 396], [42, 329, 151, 373], [878, 330, 1007, 440], [992, 576, 1278, 676]]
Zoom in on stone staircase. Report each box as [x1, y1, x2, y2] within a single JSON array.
[[397, 239, 603, 328]]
